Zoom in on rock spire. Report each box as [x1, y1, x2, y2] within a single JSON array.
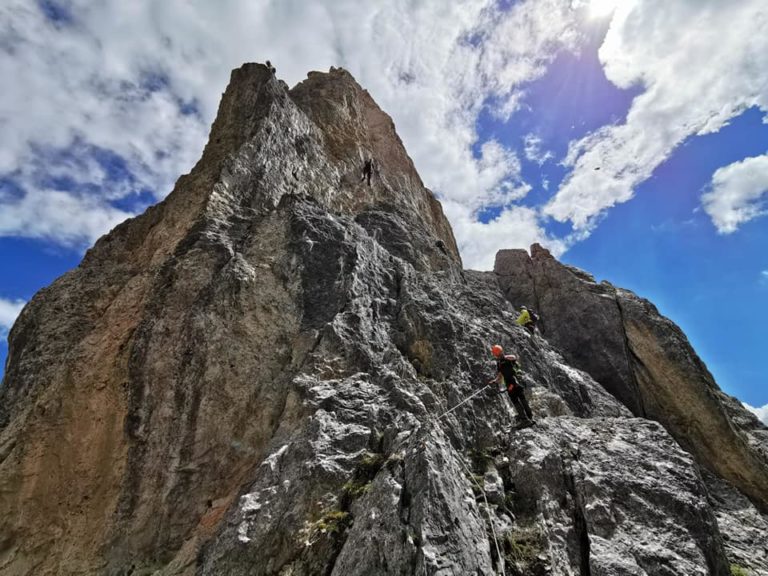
[[0, 64, 765, 576]]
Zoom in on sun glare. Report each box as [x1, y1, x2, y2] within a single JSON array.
[[589, 0, 619, 18]]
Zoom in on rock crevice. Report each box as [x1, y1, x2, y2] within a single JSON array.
[[0, 64, 766, 575], [495, 244, 768, 515]]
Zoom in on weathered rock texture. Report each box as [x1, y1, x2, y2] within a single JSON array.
[[495, 245, 768, 514], [0, 64, 765, 576]]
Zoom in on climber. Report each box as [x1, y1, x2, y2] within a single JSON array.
[[489, 344, 535, 427], [516, 305, 538, 336], [265, 60, 276, 74], [361, 158, 374, 186]]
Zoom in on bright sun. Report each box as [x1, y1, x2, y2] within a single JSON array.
[[589, 0, 619, 18]]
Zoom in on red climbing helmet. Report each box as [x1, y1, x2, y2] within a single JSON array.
[[491, 344, 503, 358]]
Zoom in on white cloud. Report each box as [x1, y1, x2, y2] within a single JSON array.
[[743, 402, 768, 426], [0, 298, 25, 337], [8, 0, 764, 268], [702, 154, 768, 233], [443, 200, 566, 271], [523, 133, 554, 165], [0, 188, 131, 246], [0, 0, 587, 266], [545, 0, 768, 231]]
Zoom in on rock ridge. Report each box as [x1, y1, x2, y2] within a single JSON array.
[[495, 243, 768, 513], [0, 64, 765, 576]]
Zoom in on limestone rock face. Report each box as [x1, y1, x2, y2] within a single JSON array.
[[505, 418, 728, 576], [495, 244, 768, 513], [704, 470, 768, 574], [0, 64, 765, 576]]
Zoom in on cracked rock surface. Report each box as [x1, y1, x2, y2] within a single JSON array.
[[0, 63, 765, 575], [495, 245, 768, 513]]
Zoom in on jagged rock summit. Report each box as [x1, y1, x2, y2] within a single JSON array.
[[495, 244, 768, 510], [1, 64, 766, 576]]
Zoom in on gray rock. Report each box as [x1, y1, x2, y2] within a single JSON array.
[[703, 470, 768, 575], [495, 244, 768, 513], [0, 63, 764, 576], [504, 418, 729, 576], [483, 465, 505, 507]]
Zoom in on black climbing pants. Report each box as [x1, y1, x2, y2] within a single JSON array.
[[524, 322, 535, 335], [507, 386, 533, 421]]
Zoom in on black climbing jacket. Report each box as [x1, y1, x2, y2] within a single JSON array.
[[497, 356, 521, 391]]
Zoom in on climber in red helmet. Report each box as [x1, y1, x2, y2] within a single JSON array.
[[489, 344, 535, 428]]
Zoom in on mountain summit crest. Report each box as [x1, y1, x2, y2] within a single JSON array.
[[1, 63, 766, 576]]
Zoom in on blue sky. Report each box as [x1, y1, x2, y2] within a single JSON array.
[[0, 0, 766, 417]]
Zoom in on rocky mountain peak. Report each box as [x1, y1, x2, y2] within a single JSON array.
[[496, 244, 768, 512], [530, 242, 553, 260], [194, 62, 460, 268], [1, 65, 766, 576]]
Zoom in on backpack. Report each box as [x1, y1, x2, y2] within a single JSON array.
[[498, 356, 525, 390], [512, 359, 527, 389]]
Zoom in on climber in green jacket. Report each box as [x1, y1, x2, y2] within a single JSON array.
[[516, 306, 538, 336], [489, 344, 535, 427]]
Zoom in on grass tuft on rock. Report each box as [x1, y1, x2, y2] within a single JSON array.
[[302, 509, 352, 546], [503, 523, 549, 576], [342, 480, 372, 499]]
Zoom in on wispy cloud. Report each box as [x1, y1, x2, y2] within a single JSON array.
[[0, 0, 587, 263], [523, 133, 554, 166], [544, 1, 768, 234], [743, 402, 768, 425], [0, 297, 25, 338], [0, 188, 132, 247], [2, 0, 767, 268]]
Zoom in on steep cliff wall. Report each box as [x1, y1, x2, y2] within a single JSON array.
[[495, 244, 768, 512], [0, 64, 765, 576]]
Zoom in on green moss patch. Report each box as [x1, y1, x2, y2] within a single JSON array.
[[503, 524, 548, 576]]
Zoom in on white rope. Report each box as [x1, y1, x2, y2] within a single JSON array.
[[419, 384, 506, 575], [398, 383, 507, 575], [435, 384, 490, 421], [454, 451, 506, 576]]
